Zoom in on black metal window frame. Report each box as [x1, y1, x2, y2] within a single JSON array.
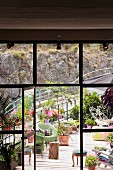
[[1, 40, 113, 170]]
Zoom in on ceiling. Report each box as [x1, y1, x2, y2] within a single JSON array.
[[1, 0, 113, 40]]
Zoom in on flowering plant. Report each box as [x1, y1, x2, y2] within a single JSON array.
[[45, 109, 58, 121], [85, 154, 98, 167]]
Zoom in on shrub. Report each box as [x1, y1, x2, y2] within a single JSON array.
[[85, 155, 98, 167]]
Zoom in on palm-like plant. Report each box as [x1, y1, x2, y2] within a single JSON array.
[[0, 141, 21, 170]]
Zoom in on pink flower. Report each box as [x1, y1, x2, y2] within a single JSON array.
[[10, 109, 18, 115], [28, 110, 34, 115], [51, 110, 58, 116], [47, 111, 53, 117], [24, 124, 28, 128], [45, 109, 49, 114]]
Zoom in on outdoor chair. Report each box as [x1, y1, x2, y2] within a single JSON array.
[[89, 106, 109, 127], [36, 133, 45, 157], [37, 123, 57, 147], [92, 147, 113, 168]]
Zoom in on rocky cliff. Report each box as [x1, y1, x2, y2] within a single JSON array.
[[37, 46, 79, 83], [83, 44, 113, 80], [0, 44, 33, 84], [0, 43, 113, 85]]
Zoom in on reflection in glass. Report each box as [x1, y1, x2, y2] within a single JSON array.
[[83, 87, 113, 129]]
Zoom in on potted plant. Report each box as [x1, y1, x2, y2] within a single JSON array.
[[38, 111, 45, 123], [13, 105, 22, 126], [106, 133, 113, 148], [85, 119, 96, 129], [70, 104, 80, 120], [83, 90, 101, 121], [85, 154, 98, 170], [0, 141, 21, 170], [28, 130, 34, 143], [94, 146, 105, 151], [57, 122, 70, 146], [67, 118, 79, 131]]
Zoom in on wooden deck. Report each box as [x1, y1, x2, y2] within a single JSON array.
[[16, 132, 113, 170]]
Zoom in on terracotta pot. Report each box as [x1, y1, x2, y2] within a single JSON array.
[[16, 121, 22, 126], [58, 135, 69, 146], [28, 136, 34, 143], [0, 160, 18, 170], [88, 166, 96, 170], [2, 126, 13, 131], [72, 126, 77, 131]]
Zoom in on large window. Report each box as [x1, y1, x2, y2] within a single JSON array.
[[1, 41, 113, 170]]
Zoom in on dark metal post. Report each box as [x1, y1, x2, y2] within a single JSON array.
[[34, 87, 36, 170], [66, 101, 68, 121], [22, 88, 24, 170]]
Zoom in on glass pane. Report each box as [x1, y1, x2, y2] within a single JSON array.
[[24, 88, 34, 169], [37, 44, 79, 84], [83, 132, 113, 169], [0, 43, 33, 84], [83, 87, 113, 129], [83, 43, 113, 84], [0, 88, 22, 131], [0, 133, 22, 170], [36, 85, 80, 169]]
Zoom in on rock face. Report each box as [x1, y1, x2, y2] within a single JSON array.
[[83, 44, 113, 80], [0, 44, 33, 84], [0, 88, 21, 101], [1, 44, 113, 85], [37, 50, 79, 84]]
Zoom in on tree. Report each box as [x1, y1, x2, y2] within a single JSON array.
[[83, 90, 101, 119]]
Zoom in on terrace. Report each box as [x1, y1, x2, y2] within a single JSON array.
[[1, 86, 113, 170], [14, 132, 112, 170]]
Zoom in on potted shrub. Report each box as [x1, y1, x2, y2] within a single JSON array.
[[0, 142, 20, 170], [57, 122, 70, 146], [85, 154, 98, 170], [85, 119, 96, 129], [106, 133, 113, 148], [70, 104, 79, 120]]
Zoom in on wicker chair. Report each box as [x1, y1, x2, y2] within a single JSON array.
[[37, 123, 57, 147], [36, 133, 44, 157]]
